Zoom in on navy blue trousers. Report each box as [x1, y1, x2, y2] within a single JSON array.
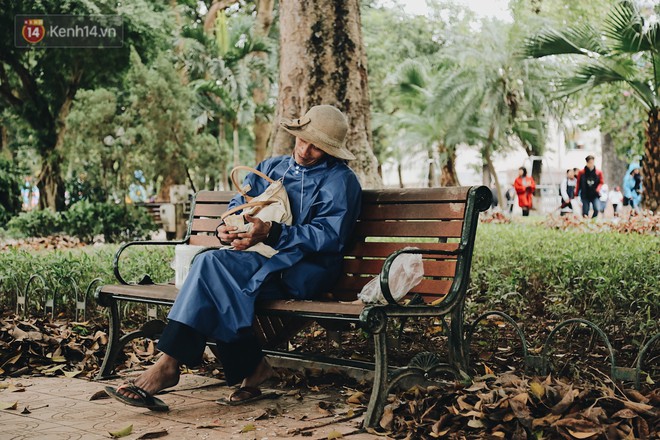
[[157, 319, 263, 385]]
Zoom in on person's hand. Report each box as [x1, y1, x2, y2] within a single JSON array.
[[216, 222, 241, 245], [231, 214, 271, 250]]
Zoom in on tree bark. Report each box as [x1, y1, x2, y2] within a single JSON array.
[[427, 149, 435, 187], [270, 0, 380, 188], [600, 131, 627, 194], [36, 76, 80, 211], [643, 108, 660, 211], [252, 0, 275, 163], [439, 145, 459, 187]]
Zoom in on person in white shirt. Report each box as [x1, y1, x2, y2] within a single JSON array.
[[598, 183, 609, 215], [559, 169, 577, 216], [608, 185, 623, 217]]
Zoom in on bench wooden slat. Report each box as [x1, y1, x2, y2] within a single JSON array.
[[354, 220, 463, 238], [359, 203, 465, 220], [334, 276, 452, 296], [345, 242, 460, 258], [194, 204, 230, 217], [189, 235, 221, 246], [256, 299, 365, 316], [99, 284, 178, 302], [192, 218, 223, 233], [362, 187, 470, 203], [195, 191, 235, 202], [342, 259, 456, 277]]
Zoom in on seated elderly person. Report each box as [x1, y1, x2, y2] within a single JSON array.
[[105, 105, 362, 409]]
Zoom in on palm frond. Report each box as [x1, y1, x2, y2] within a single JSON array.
[[523, 25, 606, 59], [390, 60, 430, 98], [555, 59, 655, 109], [603, 0, 650, 53]]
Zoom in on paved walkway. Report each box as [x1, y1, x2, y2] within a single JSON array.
[[0, 373, 377, 439]]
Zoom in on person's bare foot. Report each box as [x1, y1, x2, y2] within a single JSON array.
[[238, 358, 277, 390], [117, 354, 180, 400]]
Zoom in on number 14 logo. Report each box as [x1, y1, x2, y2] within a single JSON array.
[[22, 19, 45, 44]]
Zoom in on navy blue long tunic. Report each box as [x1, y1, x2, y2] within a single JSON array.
[[167, 155, 362, 343]]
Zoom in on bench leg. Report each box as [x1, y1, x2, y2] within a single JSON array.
[[97, 300, 122, 380], [362, 331, 388, 428], [448, 303, 468, 374], [96, 300, 167, 380]]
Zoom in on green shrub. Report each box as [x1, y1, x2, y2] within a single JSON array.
[[96, 203, 158, 243], [469, 223, 660, 345], [62, 201, 158, 244], [0, 245, 174, 315], [7, 208, 63, 237]]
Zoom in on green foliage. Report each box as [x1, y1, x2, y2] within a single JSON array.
[[7, 209, 62, 238], [62, 201, 158, 244], [7, 201, 157, 243], [470, 223, 660, 345], [0, 245, 174, 315], [0, 156, 22, 226]]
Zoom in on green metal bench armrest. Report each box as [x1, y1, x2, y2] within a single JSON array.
[[379, 247, 464, 306], [113, 239, 188, 285]]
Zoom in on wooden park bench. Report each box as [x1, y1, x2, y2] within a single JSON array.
[[95, 185, 491, 427]]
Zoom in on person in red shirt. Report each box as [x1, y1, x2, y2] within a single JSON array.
[[513, 166, 536, 216]]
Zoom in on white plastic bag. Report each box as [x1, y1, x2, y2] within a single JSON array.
[[173, 245, 205, 288], [358, 249, 424, 304]]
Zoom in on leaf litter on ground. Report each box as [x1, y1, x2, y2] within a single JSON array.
[[377, 373, 659, 439]]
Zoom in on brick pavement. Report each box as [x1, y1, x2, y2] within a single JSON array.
[[0, 373, 379, 439]]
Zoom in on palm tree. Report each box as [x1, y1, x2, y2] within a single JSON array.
[[390, 60, 461, 187], [452, 19, 557, 205], [180, 13, 271, 187], [524, 0, 660, 210]]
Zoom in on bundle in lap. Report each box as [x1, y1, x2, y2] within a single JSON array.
[[220, 166, 293, 257]]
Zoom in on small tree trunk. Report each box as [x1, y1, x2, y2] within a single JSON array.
[[37, 152, 65, 211], [397, 162, 403, 188], [439, 145, 459, 187], [484, 149, 503, 209], [37, 88, 78, 211], [643, 108, 660, 211], [427, 149, 435, 187], [232, 120, 240, 168], [271, 0, 380, 187]]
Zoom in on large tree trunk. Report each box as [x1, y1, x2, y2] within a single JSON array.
[[252, 0, 275, 164], [600, 132, 627, 193], [643, 108, 660, 211], [270, 0, 380, 188]]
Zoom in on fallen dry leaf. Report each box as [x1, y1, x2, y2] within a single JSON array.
[[240, 423, 256, 433], [346, 391, 365, 405], [108, 424, 133, 438], [135, 429, 168, 439], [327, 430, 343, 439], [90, 390, 111, 401], [0, 401, 18, 410]]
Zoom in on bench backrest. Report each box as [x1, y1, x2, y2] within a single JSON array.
[[185, 186, 491, 304]]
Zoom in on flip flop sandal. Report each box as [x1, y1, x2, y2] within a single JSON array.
[[216, 386, 281, 406], [104, 383, 169, 412]]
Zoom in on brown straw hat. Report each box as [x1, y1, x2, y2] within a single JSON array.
[[280, 105, 355, 160]]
